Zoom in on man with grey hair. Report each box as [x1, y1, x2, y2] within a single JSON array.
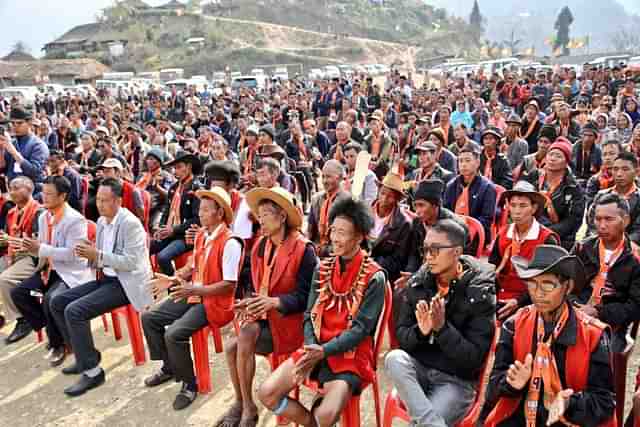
[[0, 176, 44, 342], [306, 160, 350, 257]]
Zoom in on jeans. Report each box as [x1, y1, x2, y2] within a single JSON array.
[[149, 238, 189, 276], [385, 349, 476, 427], [50, 276, 129, 372], [10, 270, 68, 348], [141, 298, 209, 386]]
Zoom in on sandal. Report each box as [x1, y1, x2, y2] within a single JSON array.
[[238, 415, 259, 427], [213, 402, 243, 427]]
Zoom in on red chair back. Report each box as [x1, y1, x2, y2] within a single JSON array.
[[81, 176, 90, 216], [461, 215, 485, 258], [87, 220, 96, 244], [374, 281, 393, 369], [140, 189, 151, 231]]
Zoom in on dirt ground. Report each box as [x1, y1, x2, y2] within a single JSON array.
[[0, 313, 638, 427]]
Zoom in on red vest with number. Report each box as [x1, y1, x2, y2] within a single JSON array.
[[318, 257, 382, 385], [485, 306, 616, 427], [251, 231, 309, 355], [194, 226, 243, 328], [496, 224, 558, 301]]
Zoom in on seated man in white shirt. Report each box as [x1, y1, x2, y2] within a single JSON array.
[[50, 178, 153, 397], [142, 187, 243, 411]]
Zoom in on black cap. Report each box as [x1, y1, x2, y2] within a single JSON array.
[[9, 107, 32, 121], [538, 124, 557, 141], [204, 160, 240, 184], [414, 179, 444, 205], [259, 124, 275, 140], [581, 121, 598, 136]]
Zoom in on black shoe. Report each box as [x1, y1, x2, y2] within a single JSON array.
[[0, 314, 6, 330], [49, 346, 67, 367], [144, 370, 173, 387], [64, 370, 105, 397], [62, 362, 81, 375], [172, 383, 197, 410], [5, 318, 33, 344]]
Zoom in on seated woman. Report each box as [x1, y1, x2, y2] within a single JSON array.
[[257, 197, 386, 427], [485, 245, 616, 427]]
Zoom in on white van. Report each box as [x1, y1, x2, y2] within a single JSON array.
[[0, 87, 38, 108]]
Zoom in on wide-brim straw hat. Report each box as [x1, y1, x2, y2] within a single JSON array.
[[195, 186, 234, 225], [246, 187, 303, 229]]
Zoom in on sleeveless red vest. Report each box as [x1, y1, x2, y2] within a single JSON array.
[[485, 306, 616, 427], [314, 255, 382, 385], [496, 224, 558, 301], [6, 199, 41, 262], [193, 226, 243, 328], [121, 181, 137, 216], [251, 231, 309, 355]]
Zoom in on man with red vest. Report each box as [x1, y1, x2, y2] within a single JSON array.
[[489, 181, 559, 321], [97, 158, 145, 221], [142, 187, 243, 410], [572, 192, 640, 353], [216, 187, 317, 427], [258, 196, 385, 427], [485, 245, 615, 426], [0, 176, 44, 343], [386, 219, 496, 426]]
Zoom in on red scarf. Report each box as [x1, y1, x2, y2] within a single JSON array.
[[136, 168, 161, 190], [538, 171, 562, 223], [167, 177, 191, 228], [455, 181, 471, 216], [42, 205, 65, 284]]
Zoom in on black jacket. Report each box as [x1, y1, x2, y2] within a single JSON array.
[[586, 187, 640, 244], [479, 151, 513, 190], [159, 178, 201, 238], [395, 256, 496, 381], [571, 235, 640, 350], [525, 168, 585, 250], [487, 303, 614, 427], [370, 206, 412, 283]]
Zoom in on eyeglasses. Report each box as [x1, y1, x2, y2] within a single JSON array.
[[526, 280, 565, 293], [422, 244, 458, 257]]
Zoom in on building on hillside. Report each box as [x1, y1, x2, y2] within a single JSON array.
[[0, 59, 109, 86], [42, 23, 129, 58], [2, 50, 37, 62], [155, 0, 187, 11]]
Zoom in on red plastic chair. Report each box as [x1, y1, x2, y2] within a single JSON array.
[[191, 325, 225, 394], [382, 324, 499, 427], [460, 215, 486, 258], [300, 281, 393, 427], [140, 190, 151, 232], [150, 251, 193, 273], [80, 176, 90, 217], [489, 184, 507, 255], [110, 304, 146, 366]]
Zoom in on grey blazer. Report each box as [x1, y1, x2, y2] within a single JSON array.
[[38, 204, 94, 288], [94, 208, 153, 311]]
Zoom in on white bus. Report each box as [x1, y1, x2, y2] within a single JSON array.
[[159, 68, 185, 83], [102, 72, 135, 81]]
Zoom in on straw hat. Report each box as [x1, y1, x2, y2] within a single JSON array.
[[195, 186, 234, 225], [381, 172, 406, 196], [246, 187, 303, 229]]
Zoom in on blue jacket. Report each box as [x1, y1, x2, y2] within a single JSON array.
[[2, 134, 49, 184], [444, 174, 496, 240]]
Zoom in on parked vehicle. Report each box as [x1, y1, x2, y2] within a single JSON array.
[[273, 67, 289, 81], [323, 65, 341, 79], [308, 68, 325, 80], [0, 86, 38, 108]]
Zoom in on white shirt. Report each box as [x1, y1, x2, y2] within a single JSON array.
[[506, 219, 541, 241], [101, 208, 124, 277], [232, 198, 253, 240], [194, 224, 242, 284], [372, 212, 390, 240]]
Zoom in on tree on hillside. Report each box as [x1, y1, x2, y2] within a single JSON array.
[[11, 41, 30, 54], [553, 6, 573, 56], [469, 0, 485, 38]]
